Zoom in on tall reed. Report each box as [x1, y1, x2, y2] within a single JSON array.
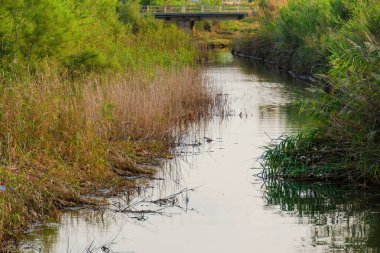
[[0, 67, 218, 245], [260, 0, 380, 184]]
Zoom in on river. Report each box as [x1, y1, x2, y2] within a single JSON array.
[[20, 50, 380, 253]]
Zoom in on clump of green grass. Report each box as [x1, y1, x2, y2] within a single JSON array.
[[261, 1, 380, 184]]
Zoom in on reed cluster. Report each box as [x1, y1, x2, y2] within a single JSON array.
[[0, 66, 217, 245], [0, 0, 217, 247], [250, 0, 380, 184]]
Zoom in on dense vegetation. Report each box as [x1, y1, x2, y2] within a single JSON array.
[[234, 0, 380, 183], [0, 0, 215, 248], [0, 0, 196, 79]]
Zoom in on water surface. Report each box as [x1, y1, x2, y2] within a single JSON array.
[[21, 50, 380, 253]]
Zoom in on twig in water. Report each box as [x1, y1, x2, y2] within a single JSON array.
[[115, 187, 199, 218]]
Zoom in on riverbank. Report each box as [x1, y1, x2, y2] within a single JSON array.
[[194, 19, 257, 48], [233, 0, 380, 184], [231, 49, 318, 84], [0, 2, 218, 249], [0, 68, 217, 250]]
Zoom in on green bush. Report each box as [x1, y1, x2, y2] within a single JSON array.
[[118, 0, 159, 33], [0, 0, 126, 76], [0, 0, 195, 79], [234, 0, 362, 74]]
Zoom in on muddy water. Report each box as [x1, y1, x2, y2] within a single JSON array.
[[21, 51, 380, 253]]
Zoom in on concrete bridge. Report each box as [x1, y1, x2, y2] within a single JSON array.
[[139, 4, 257, 31]]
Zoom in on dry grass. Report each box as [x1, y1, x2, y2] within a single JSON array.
[[0, 66, 217, 247], [84, 68, 214, 142]]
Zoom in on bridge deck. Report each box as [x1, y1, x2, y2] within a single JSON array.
[[154, 12, 248, 21], [137, 4, 257, 30], [140, 4, 257, 15]]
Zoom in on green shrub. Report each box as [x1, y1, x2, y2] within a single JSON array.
[[117, 0, 159, 33], [234, 0, 363, 74], [0, 0, 195, 79]]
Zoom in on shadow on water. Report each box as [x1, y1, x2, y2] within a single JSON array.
[[209, 48, 302, 86], [263, 179, 380, 252]]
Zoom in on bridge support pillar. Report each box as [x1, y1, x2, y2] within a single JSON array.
[[176, 20, 195, 33]]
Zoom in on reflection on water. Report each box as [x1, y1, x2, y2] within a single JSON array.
[[264, 180, 380, 252], [20, 50, 380, 253]]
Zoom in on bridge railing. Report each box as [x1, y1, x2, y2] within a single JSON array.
[[140, 4, 257, 14]]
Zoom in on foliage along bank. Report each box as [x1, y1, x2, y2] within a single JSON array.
[[233, 0, 380, 183], [0, 0, 216, 248], [0, 0, 196, 80]]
